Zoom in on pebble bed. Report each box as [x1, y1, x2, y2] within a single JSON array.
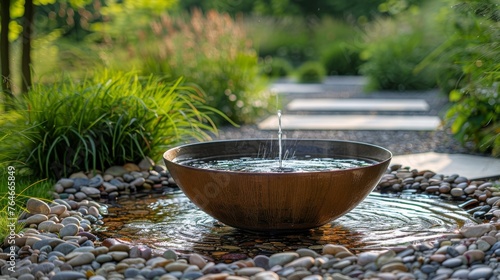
[[2, 159, 500, 280]]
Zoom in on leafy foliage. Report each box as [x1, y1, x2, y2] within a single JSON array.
[[440, 0, 500, 156], [359, 5, 441, 91], [260, 57, 294, 78], [0, 71, 222, 178], [296, 61, 326, 83], [321, 42, 362, 76]]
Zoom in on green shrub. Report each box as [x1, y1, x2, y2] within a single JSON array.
[[321, 43, 362, 75], [296, 61, 326, 83], [245, 16, 314, 66], [135, 9, 272, 125], [360, 32, 438, 91], [0, 71, 222, 178], [260, 57, 294, 78], [359, 4, 444, 91], [439, 0, 500, 156]]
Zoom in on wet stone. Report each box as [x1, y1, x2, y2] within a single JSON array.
[[460, 224, 495, 238]]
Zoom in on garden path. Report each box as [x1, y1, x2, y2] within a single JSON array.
[[257, 76, 500, 179]]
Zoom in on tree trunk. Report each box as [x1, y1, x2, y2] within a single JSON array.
[[1, 0, 14, 110], [21, 0, 34, 93]]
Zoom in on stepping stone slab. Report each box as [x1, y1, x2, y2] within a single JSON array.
[[286, 98, 429, 111], [258, 115, 441, 131]]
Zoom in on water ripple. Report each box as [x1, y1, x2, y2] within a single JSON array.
[[96, 191, 477, 258]]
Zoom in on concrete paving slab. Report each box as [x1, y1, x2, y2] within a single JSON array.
[[391, 152, 500, 179], [287, 98, 429, 111], [269, 83, 324, 94], [258, 115, 441, 131]]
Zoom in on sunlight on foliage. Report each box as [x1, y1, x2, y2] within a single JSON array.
[[0, 71, 224, 178]]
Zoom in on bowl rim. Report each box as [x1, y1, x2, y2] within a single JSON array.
[[163, 138, 392, 175]]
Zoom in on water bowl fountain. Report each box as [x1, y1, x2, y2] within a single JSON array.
[[163, 138, 392, 232]]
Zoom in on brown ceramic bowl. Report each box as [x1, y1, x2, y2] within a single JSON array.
[[163, 139, 391, 232]]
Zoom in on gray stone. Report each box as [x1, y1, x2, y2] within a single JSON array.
[[442, 257, 463, 268], [460, 224, 495, 238], [89, 174, 104, 188], [62, 217, 81, 226], [30, 262, 55, 275], [74, 192, 87, 200], [146, 267, 167, 279], [269, 252, 299, 267], [73, 177, 91, 188], [130, 177, 146, 187], [124, 267, 141, 278], [54, 184, 64, 193], [60, 224, 79, 237], [254, 271, 280, 280], [38, 220, 56, 232], [110, 178, 127, 189], [103, 182, 118, 192], [81, 186, 101, 196], [182, 271, 204, 280], [18, 274, 35, 280], [451, 269, 470, 279], [53, 199, 72, 209], [32, 238, 65, 250], [88, 206, 100, 218], [468, 267, 493, 280], [296, 248, 319, 258], [357, 252, 378, 266], [50, 271, 87, 280], [139, 157, 155, 171], [95, 254, 113, 263], [163, 249, 178, 260], [450, 188, 464, 197], [25, 214, 48, 225], [105, 166, 128, 177], [26, 198, 50, 215], [69, 171, 87, 179], [67, 252, 95, 266], [54, 242, 78, 255], [58, 178, 74, 188], [50, 205, 67, 215], [254, 255, 270, 269]]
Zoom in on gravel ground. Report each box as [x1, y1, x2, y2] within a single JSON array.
[[214, 124, 476, 156]]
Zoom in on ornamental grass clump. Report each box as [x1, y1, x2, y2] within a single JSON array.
[[0, 71, 222, 178]]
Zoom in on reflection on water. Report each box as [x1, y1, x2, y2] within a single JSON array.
[[96, 190, 477, 260]]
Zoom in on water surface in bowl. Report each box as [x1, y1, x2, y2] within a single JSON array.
[[180, 156, 375, 173], [95, 190, 476, 260]]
